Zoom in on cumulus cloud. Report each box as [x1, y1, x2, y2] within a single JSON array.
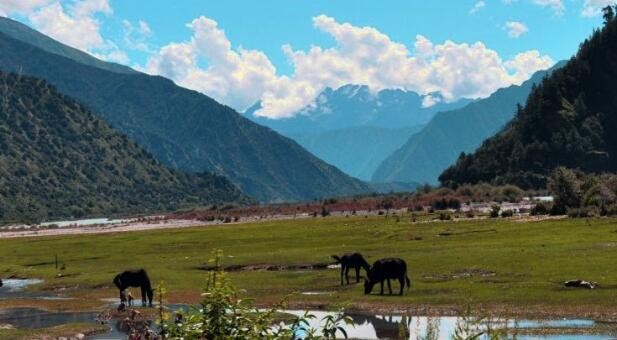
[[469, 1, 486, 14], [145, 16, 280, 112], [144, 15, 553, 119], [581, 0, 617, 17], [3, 0, 127, 63], [533, 0, 565, 15], [0, 0, 53, 16], [504, 21, 529, 38]]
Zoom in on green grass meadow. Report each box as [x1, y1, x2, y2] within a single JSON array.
[[1, 215, 617, 313]]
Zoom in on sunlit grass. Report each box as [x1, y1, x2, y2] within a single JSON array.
[[1, 214, 616, 313]]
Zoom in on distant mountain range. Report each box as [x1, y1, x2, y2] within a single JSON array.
[[0, 17, 369, 203], [0, 72, 245, 222], [244, 85, 472, 180], [372, 62, 565, 185], [440, 18, 617, 189], [245, 85, 473, 134], [290, 126, 423, 181]]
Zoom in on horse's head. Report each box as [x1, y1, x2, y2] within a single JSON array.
[[364, 278, 376, 295], [113, 274, 122, 289]]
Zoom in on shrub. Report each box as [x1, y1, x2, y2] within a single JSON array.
[[530, 202, 551, 216], [489, 205, 500, 218], [567, 207, 595, 218], [439, 212, 452, 221], [500, 210, 514, 218]]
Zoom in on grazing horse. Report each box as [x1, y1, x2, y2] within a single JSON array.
[[364, 258, 411, 295], [113, 269, 153, 307], [331, 252, 371, 285]]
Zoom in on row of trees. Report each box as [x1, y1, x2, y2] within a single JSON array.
[[548, 167, 617, 217], [439, 4, 617, 189]]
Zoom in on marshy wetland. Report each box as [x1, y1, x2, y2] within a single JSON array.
[[2, 214, 617, 338]]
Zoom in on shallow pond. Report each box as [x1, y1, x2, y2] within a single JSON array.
[[0, 305, 613, 339], [0, 307, 99, 329], [0, 278, 66, 300], [281, 310, 612, 340]]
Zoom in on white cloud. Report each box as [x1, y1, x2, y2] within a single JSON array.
[[122, 19, 153, 52], [2, 0, 127, 64], [504, 21, 529, 38], [28, 1, 110, 51], [469, 1, 486, 14], [421, 94, 441, 108], [533, 0, 565, 15], [0, 0, 53, 16], [144, 15, 553, 119], [145, 16, 280, 112], [504, 50, 554, 81], [581, 0, 617, 17]]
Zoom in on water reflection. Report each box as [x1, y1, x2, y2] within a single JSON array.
[[282, 310, 610, 340], [0, 306, 612, 340], [0, 308, 98, 329]]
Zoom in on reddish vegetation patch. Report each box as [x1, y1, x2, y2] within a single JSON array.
[[167, 193, 472, 222]]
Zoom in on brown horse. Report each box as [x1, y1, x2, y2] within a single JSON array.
[[331, 252, 371, 285], [113, 269, 153, 307]]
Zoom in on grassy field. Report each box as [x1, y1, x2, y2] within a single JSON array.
[[1, 214, 617, 318]]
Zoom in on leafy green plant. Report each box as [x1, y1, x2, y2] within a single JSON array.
[[157, 250, 352, 339]]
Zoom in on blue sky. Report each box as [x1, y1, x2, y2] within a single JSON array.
[[1, 0, 613, 117], [110, 0, 601, 71]]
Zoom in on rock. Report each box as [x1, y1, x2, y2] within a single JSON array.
[[564, 279, 598, 289], [74, 333, 85, 339], [0, 323, 15, 329]]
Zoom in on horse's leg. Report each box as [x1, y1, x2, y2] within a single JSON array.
[[141, 286, 147, 306], [345, 267, 350, 285], [147, 288, 153, 307], [380, 280, 384, 295], [355, 267, 360, 283], [398, 277, 405, 295], [387, 279, 392, 295], [340, 266, 345, 286]]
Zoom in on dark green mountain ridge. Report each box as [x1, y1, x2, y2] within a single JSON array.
[[0, 72, 245, 223], [372, 63, 564, 185], [0, 17, 369, 202], [440, 14, 617, 189]]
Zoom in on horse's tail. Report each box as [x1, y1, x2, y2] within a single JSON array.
[[406, 275, 411, 290], [331, 255, 341, 263]]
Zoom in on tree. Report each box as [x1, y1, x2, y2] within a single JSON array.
[[602, 5, 615, 25], [548, 167, 581, 215]]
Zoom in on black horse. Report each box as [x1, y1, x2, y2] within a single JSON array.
[[364, 258, 410, 295], [331, 252, 371, 285], [113, 269, 153, 307]]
